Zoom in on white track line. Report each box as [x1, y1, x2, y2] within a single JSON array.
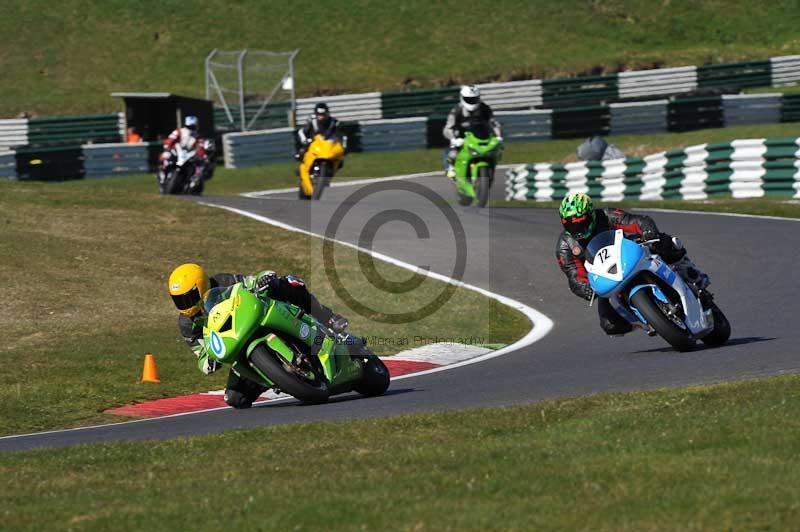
[[0, 178, 552, 445], [202, 203, 553, 386]]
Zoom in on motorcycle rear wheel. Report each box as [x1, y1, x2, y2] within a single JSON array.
[[250, 345, 329, 404], [630, 289, 695, 352]]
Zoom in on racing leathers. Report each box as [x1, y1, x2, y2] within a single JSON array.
[[160, 127, 213, 185], [442, 102, 502, 174], [178, 271, 346, 408], [555, 208, 710, 335], [295, 115, 342, 160]]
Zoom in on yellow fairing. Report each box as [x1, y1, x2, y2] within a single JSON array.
[[299, 134, 346, 196]]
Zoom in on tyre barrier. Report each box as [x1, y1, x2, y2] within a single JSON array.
[[505, 138, 800, 202]]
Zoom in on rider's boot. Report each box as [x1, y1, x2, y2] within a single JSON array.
[[446, 164, 456, 180]]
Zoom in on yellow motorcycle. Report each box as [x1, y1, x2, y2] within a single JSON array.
[[298, 133, 346, 200]]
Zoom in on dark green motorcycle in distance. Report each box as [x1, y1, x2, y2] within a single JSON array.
[[452, 124, 503, 207], [202, 283, 390, 404]]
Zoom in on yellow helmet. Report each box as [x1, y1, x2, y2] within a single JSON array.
[[168, 263, 210, 317]]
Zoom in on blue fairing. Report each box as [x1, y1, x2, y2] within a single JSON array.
[[587, 233, 645, 297], [589, 274, 621, 297]]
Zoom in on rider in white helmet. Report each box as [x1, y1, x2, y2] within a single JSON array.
[[159, 115, 214, 188], [442, 85, 503, 179]]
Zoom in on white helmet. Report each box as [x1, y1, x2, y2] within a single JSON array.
[[184, 115, 199, 130], [459, 85, 481, 112]]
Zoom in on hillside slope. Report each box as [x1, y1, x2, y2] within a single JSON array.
[[2, 0, 800, 116]]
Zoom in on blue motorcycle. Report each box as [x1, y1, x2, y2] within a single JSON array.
[[584, 229, 730, 351]]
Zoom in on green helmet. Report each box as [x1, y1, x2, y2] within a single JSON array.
[[559, 192, 596, 240]]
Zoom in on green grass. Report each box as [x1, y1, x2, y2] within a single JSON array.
[[3, 0, 800, 117], [3, 375, 800, 530], [0, 179, 529, 435]]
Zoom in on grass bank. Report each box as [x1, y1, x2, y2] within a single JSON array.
[[3, 1, 800, 116], [3, 375, 800, 530], [0, 180, 529, 435]]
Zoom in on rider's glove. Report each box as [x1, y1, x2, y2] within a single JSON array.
[[252, 271, 277, 295], [649, 233, 686, 263], [496, 136, 504, 143], [327, 314, 349, 334], [450, 138, 464, 148]]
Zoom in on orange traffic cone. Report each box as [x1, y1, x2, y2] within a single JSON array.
[[141, 353, 160, 383]]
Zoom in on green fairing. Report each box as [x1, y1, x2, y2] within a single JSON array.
[[453, 131, 503, 205], [201, 283, 389, 402]]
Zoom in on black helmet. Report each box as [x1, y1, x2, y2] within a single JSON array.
[[314, 103, 330, 116], [314, 102, 331, 128]]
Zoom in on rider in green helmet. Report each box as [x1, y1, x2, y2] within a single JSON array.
[[555, 192, 712, 336]]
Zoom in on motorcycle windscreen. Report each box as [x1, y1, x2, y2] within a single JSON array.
[[466, 121, 493, 140], [585, 230, 644, 297]]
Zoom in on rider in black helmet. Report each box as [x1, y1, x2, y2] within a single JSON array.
[[295, 102, 341, 160]]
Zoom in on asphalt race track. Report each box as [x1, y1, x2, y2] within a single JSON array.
[[3, 172, 799, 451]]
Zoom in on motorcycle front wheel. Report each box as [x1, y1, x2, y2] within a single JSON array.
[[630, 289, 695, 352], [312, 161, 333, 200], [353, 351, 390, 397], [250, 345, 329, 404], [476, 166, 493, 208], [162, 169, 183, 195]]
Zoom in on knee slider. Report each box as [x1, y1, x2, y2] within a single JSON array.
[[224, 389, 253, 409]]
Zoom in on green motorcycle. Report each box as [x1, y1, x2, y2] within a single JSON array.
[[202, 283, 390, 404], [452, 127, 503, 208]]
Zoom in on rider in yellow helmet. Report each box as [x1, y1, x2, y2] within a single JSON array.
[[168, 263, 348, 408]]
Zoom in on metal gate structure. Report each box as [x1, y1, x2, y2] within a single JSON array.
[[205, 49, 298, 132]]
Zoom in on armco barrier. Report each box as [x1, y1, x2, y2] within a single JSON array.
[[771, 55, 800, 86], [668, 96, 723, 132], [781, 94, 800, 122], [27, 114, 122, 147], [722, 94, 782, 126], [609, 100, 668, 135], [0, 149, 16, 178], [495, 110, 552, 142], [15, 145, 84, 181], [0, 119, 28, 150], [359, 117, 427, 152], [82, 142, 154, 178], [380, 87, 459, 119], [617, 66, 697, 99], [551, 104, 610, 139], [297, 93, 382, 122], [223, 128, 294, 168], [542, 74, 618, 108], [697, 60, 772, 91], [504, 138, 800, 202], [214, 103, 291, 133], [477, 79, 543, 111]]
